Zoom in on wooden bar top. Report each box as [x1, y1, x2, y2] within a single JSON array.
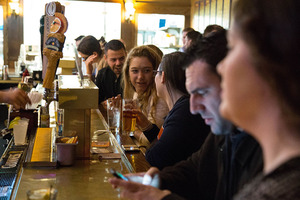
[[13, 109, 150, 200], [94, 109, 151, 173]]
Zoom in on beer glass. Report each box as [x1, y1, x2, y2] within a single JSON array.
[[122, 99, 138, 136]]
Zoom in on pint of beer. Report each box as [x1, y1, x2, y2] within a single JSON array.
[[122, 99, 138, 136], [123, 110, 137, 132]]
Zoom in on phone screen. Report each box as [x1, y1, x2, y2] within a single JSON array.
[[109, 168, 129, 181], [122, 145, 140, 152]]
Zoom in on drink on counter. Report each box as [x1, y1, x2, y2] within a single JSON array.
[[122, 99, 138, 136], [107, 99, 121, 133], [27, 188, 57, 200]]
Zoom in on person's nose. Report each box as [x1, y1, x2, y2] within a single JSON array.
[[137, 71, 144, 79], [190, 94, 205, 115], [116, 59, 121, 66]]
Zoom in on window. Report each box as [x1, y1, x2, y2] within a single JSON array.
[[23, 0, 121, 58], [137, 14, 185, 54]]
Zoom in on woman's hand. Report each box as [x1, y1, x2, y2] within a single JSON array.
[[111, 95, 122, 108], [84, 54, 98, 75], [133, 109, 153, 131]]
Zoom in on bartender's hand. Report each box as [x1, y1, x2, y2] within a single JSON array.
[[109, 178, 171, 200], [0, 88, 31, 109]]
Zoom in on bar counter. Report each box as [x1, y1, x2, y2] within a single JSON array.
[[12, 109, 150, 199]]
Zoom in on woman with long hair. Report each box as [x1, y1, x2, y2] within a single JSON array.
[[122, 45, 169, 146]]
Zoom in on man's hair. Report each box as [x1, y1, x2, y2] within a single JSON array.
[[104, 39, 126, 54], [183, 27, 194, 33], [203, 24, 225, 37], [75, 35, 85, 41], [185, 29, 228, 77], [185, 30, 203, 51], [186, 30, 202, 41]]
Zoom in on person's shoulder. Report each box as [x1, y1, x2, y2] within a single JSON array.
[[172, 96, 195, 116], [97, 66, 113, 78], [99, 66, 110, 73], [173, 96, 190, 108]]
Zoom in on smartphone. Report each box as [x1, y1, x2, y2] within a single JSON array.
[[109, 168, 129, 181], [122, 144, 140, 152]]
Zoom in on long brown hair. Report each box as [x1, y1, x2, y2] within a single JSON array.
[[122, 45, 161, 121]]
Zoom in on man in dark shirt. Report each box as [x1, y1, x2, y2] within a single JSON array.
[[109, 30, 263, 200], [95, 39, 126, 105]]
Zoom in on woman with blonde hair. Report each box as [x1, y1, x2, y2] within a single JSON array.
[[122, 45, 169, 145]]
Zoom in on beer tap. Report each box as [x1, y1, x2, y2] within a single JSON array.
[[43, 80, 59, 109]]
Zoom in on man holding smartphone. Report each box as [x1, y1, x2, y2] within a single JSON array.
[[109, 29, 263, 200]]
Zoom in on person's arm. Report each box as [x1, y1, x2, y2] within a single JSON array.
[[145, 99, 209, 170], [0, 88, 31, 109], [143, 124, 160, 143], [158, 133, 221, 200], [132, 108, 160, 143]]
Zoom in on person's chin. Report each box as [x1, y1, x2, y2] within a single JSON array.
[[211, 126, 227, 135]]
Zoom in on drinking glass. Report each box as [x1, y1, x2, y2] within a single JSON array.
[[27, 188, 57, 200], [13, 119, 29, 145], [107, 99, 121, 133], [122, 99, 138, 136]]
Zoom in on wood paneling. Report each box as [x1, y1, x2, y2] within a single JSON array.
[[190, 0, 232, 32]]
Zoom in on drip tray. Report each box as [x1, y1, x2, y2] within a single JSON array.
[[24, 128, 57, 168]]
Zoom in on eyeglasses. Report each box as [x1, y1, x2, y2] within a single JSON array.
[[153, 70, 162, 75], [82, 55, 91, 61]]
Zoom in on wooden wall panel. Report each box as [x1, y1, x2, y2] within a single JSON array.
[[190, 0, 232, 32], [190, 0, 199, 30], [210, 0, 216, 24]]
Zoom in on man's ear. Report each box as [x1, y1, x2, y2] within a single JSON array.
[[161, 71, 165, 84], [104, 54, 107, 61]]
